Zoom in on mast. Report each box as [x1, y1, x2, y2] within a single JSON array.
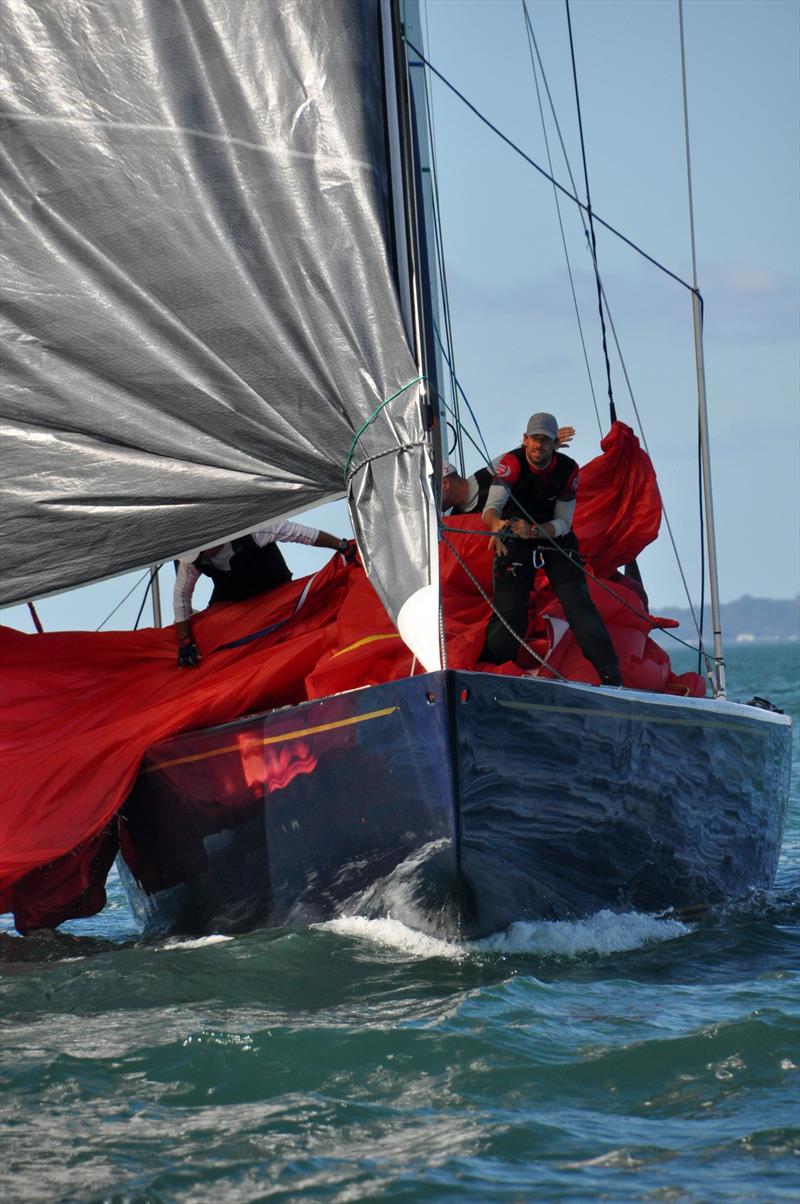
[[381, 0, 447, 667], [150, 565, 163, 628], [381, 0, 445, 485], [690, 297, 725, 698], [678, 0, 726, 698]]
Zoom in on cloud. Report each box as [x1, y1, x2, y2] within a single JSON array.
[[700, 264, 799, 346], [722, 266, 787, 294]]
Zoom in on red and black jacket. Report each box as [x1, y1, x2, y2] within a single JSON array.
[[491, 447, 579, 524]]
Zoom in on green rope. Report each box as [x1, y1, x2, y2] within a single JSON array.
[[343, 376, 426, 485]]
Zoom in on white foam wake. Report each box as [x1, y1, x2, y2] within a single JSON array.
[[317, 915, 465, 960], [317, 909, 690, 960], [157, 934, 235, 952], [475, 909, 690, 956]]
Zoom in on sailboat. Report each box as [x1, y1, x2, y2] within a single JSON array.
[[0, 0, 791, 939]]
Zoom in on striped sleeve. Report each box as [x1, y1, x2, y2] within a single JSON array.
[[173, 560, 201, 623], [253, 520, 320, 547]]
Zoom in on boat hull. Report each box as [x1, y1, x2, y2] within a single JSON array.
[[117, 671, 792, 938]]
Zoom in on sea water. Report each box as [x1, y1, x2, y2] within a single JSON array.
[[2, 642, 798, 1202]]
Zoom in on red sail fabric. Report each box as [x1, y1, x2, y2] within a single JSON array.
[[0, 424, 702, 931], [573, 421, 662, 577], [0, 563, 352, 930]]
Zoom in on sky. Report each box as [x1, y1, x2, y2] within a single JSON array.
[[419, 0, 799, 611], [1, 0, 798, 635]]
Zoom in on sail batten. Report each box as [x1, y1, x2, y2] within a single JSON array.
[[1, 0, 438, 651]]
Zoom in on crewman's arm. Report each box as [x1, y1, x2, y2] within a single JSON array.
[[253, 521, 349, 554], [173, 560, 202, 666]]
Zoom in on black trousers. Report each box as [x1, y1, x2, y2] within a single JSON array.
[[480, 532, 621, 681]]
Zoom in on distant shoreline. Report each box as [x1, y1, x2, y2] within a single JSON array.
[[651, 594, 799, 645], [656, 634, 799, 647]]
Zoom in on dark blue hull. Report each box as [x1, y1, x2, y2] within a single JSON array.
[[117, 671, 792, 938]]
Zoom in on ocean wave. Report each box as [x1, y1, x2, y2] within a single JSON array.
[[156, 934, 235, 952], [316, 908, 691, 961]]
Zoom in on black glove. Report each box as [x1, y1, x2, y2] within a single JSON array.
[[177, 638, 201, 668], [338, 538, 358, 564]]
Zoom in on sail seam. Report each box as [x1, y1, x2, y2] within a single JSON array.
[[0, 114, 377, 173]]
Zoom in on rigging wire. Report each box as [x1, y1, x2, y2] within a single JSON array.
[[518, 4, 657, 455], [521, 4, 653, 455], [132, 573, 154, 631], [562, 0, 705, 664], [403, 37, 697, 295], [95, 569, 151, 631], [678, 0, 712, 683], [697, 417, 706, 675], [344, 351, 713, 669], [521, 0, 602, 438], [420, 1, 465, 475], [564, 0, 616, 425], [442, 514, 714, 664], [416, 17, 709, 657], [431, 370, 718, 667], [439, 515, 712, 663], [577, 281, 704, 658], [438, 530, 569, 680], [434, 323, 493, 466], [404, 20, 715, 677]]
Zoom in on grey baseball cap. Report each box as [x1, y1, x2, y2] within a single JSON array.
[[526, 412, 558, 440]]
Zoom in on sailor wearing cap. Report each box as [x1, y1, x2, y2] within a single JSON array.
[[480, 412, 622, 686], [441, 424, 576, 516]]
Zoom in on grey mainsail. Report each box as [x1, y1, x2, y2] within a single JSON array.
[[0, 0, 440, 665]]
